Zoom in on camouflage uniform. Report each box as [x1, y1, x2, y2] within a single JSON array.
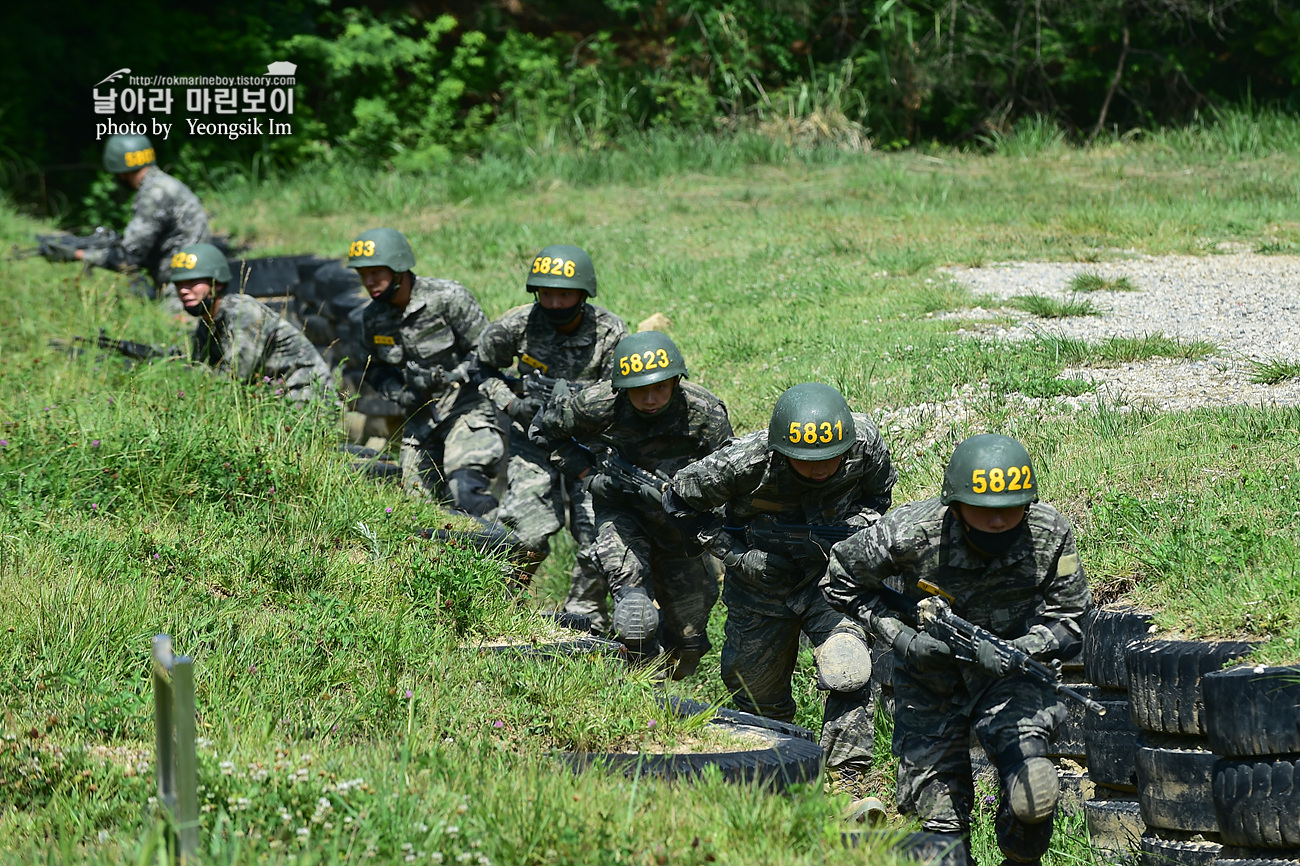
[[192, 293, 333, 403], [83, 168, 211, 288], [477, 302, 628, 629], [822, 498, 1091, 863], [534, 379, 733, 666], [668, 414, 896, 771], [361, 277, 504, 504]]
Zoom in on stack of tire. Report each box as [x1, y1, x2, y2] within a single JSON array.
[[1203, 663, 1300, 866], [226, 254, 335, 329], [1048, 650, 1096, 815], [1081, 607, 1155, 860], [1126, 635, 1255, 866]]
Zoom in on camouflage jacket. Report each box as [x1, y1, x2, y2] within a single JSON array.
[[192, 293, 334, 403], [821, 497, 1091, 657], [669, 413, 897, 532], [534, 379, 734, 479], [361, 275, 487, 408], [476, 303, 628, 413], [83, 168, 210, 284]]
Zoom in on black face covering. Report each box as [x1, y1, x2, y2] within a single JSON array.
[[960, 518, 1026, 558], [786, 457, 842, 488], [536, 301, 584, 328], [627, 384, 677, 419], [182, 284, 221, 319], [372, 271, 407, 304]]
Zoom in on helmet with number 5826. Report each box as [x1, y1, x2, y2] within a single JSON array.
[[767, 383, 856, 461], [941, 433, 1038, 508], [611, 331, 688, 389], [525, 244, 597, 297]]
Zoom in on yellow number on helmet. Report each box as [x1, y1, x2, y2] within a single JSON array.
[[363, 240, 375, 256], [1021, 465, 1033, 488], [531, 257, 543, 273], [643, 351, 657, 370], [803, 422, 817, 444], [619, 356, 631, 376], [818, 422, 833, 443], [629, 353, 644, 372], [788, 422, 801, 444], [656, 349, 670, 367], [564, 260, 575, 278], [541, 257, 554, 274], [971, 469, 987, 493], [988, 467, 1005, 492]]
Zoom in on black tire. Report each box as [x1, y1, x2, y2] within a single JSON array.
[[662, 695, 819, 743], [228, 256, 302, 298], [1058, 768, 1089, 815], [1126, 639, 1259, 736], [563, 719, 822, 791], [1216, 861, 1300, 866], [353, 460, 400, 481], [1082, 607, 1155, 689], [1139, 832, 1221, 866], [1214, 758, 1300, 849], [1203, 664, 1300, 758], [312, 261, 363, 301], [1050, 684, 1100, 759], [1084, 695, 1142, 791], [471, 636, 627, 661], [1135, 743, 1219, 833], [538, 611, 594, 634], [842, 830, 973, 866], [1085, 798, 1144, 856], [302, 314, 335, 346]]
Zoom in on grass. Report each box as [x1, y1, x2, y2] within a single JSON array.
[[4, 122, 1300, 860], [1007, 294, 1100, 318], [1249, 357, 1300, 384], [1068, 272, 1137, 292]]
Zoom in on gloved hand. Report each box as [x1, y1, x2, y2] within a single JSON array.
[[378, 377, 422, 410], [636, 482, 664, 507], [582, 472, 623, 502], [42, 240, 79, 263], [403, 361, 446, 397], [892, 625, 954, 672], [975, 635, 1036, 677], [721, 548, 799, 585], [506, 395, 542, 424]]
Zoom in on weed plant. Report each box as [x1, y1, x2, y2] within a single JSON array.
[[1007, 294, 1100, 318], [3, 133, 1300, 860], [1068, 272, 1137, 293], [1248, 357, 1300, 385]]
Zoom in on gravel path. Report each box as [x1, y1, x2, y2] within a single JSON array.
[[939, 252, 1300, 411]]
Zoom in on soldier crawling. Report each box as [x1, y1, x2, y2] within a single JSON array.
[[662, 382, 896, 791], [532, 331, 733, 675], [476, 245, 628, 628], [170, 243, 333, 403], [822, 434, 1092, 866], [75, 134, 211, 297], [346, 228, 504, 516]]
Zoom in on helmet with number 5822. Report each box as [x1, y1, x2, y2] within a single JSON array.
[[767, 383, 856, 461], [525, 244, 597, 297], [941, 433, 1038, 508]]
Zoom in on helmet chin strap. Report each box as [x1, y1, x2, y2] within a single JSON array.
[[375, 271, 408, 303]]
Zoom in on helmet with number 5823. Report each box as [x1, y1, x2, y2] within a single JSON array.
[[767, 383, 856, 461], [941, 433, 1038, 508], [611, 331, 688, 389], [525, 244, 597, 297]]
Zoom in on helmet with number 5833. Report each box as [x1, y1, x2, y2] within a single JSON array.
[[941, 433, 1039, 508], [767, 383, 856, 461]]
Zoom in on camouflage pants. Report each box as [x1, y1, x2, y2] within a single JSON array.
[[720, 574, 875, 771], [495, 426, 603, 630], [580, 504, 718, 657], [401, 395, 504, 501], [893, 664, 1067, 855]]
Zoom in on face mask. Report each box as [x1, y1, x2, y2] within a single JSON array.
[[182, 298, 214, 318], [628, 386, 676, 419], [960, 519, 1025, 558], [537, 301, 583, 327], [786, 457, 841, 488], [373, 271, 406, 303]]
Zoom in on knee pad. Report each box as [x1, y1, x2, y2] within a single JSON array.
[[815, 631, 873, 692], [612, 589, 659, 642], [446, 468, 498, 517], [1004, 757, 1059, 824]]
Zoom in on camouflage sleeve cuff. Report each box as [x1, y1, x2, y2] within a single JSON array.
[[81, 247, 109, 267], [480, 377, 515, 412]]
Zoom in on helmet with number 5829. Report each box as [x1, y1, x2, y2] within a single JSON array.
[[941, 433, 1038, 508], [169, 243, 232, 285], [611, 331, 687, 389], [525, 244, 597, 297], [767, 383, 856, 461]]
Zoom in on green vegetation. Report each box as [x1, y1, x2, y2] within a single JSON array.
[[1007, 294, 1100, 318], [3, 134, 1300, 860], [1249, 357, 1300, 384], [1068, 272, 1138, 293]]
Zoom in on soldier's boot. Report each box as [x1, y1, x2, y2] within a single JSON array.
[[445, 468, 498, 518], [612, 588, 661, 666], [826, 758, 875, 798], [902, 832, 973, 866], [664, 634, 710, 681]]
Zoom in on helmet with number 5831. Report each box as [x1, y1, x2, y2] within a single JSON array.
[[767, 383, 856, 461], [941, 433, 1039, 508]]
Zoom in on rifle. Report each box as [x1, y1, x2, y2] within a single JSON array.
[[874, 579, 1105, 716], [70, 328, 184, 361], [570, 439, 672, 502], [13, 228, 121, 262], [724, 516, 861, 561]]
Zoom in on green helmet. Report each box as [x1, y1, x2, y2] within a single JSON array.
[[102, 134, 156, 173], [611, 331, 688, 389], [941, 433, 1039, 508], [346, 228, 415, 273], [169, 243, 232, 285], [526, 244, 597, 297], [768, 383, 856, 461]]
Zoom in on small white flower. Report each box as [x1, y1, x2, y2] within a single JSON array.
[[297, 827, 310, 838], [219, 761, 235, 775], [406, 857, 417, 863], [402, 844, 415, 853], [446, 825, 459, 835], [431, 855, 444, 864], [97, 830, 109, 844], [417, 822, 429, 833], [456, 803, 468, 815], [443, 737, 455, 745]]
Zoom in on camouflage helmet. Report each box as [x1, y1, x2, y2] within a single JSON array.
[[611, 331, 688, 389], [102, 134, 156, 173], [346, 228, 415, 273], [526, 244, 597, 297], [169, 243, 232, 285], [941, 433, 1038, 508], [767, 383, 857, 461]]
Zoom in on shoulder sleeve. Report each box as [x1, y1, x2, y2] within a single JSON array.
[[1023, 506, 1092, 656], [594, 309, 630, 378], [539, 381, 614, 442], [119, 178, 169, 268], [215, 298, 274, 382], [446, 282, 489, 352], [851, 413, 898, 516], [687, 385, 734, 455], [670, 434, 764, 511], [821, 508, 920, 640], [477, 306, 529, 369]]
